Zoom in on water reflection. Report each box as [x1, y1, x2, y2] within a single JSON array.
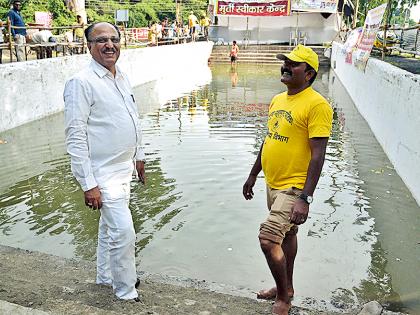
[[0, 64, 419, 313]]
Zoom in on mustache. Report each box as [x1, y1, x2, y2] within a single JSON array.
[[281, 67, 292, 75], [102, 48, 117, 53]]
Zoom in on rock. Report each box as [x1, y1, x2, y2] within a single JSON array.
[[62, 286, 75, 294], [184, 299, 197, 306], [358, 301, 383, 315]]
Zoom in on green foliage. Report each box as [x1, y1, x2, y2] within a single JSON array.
[[2, 0, 76, 26], [84, 0, 208, 27], [355, 0, 420, 25], [46, 0, 75, 26], [0, 0, 10, 20], [1, 0, 209, 28]]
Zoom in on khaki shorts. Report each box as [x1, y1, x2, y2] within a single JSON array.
[[259, 186, 302, 244]]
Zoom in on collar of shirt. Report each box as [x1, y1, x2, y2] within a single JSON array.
[[90, 59, 122, 80]]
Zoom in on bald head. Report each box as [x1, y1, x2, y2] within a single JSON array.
[[85, 22, 120, 43]]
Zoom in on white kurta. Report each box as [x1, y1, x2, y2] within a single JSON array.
[[64, 60, 145, 300]]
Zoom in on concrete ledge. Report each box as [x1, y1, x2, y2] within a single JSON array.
[[331, 42, 420, 206], [0, 300, 50, 315], [0, 42, 213, 133]]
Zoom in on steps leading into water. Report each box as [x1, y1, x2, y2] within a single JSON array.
[[210, 44, 330, 67]]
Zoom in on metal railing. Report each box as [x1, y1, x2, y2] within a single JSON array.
[[377, 24, 420, 57]]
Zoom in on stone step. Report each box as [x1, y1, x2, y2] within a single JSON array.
[[212, 45, 326, 51], [210, 44, 330, 66], [211, 52, 285, 57]]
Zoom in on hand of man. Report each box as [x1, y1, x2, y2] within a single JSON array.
[[242, 175, 257, 200], [290, 199, 309, 225], [84, 186, 102, 210], [136, 160, 146, 185]]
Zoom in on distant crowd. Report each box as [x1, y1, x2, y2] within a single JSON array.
[[147, 11, 211, 45], [0, 0, 212, 63]]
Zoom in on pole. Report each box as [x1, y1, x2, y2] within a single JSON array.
[[295, 11, 299, 45], [353, 0, 359, 28], [176, 0, 179, 24], [123, 22, 127, 49], [7, 17, 13, 62], [382, 0, 392, 61], [177, 0, 182, 24], [245, 16, 249, 47]]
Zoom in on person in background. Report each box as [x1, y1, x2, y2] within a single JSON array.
[[188, 11, 198, 39], [26, 29, 56, 59], [161, 17, 168, 39], [169, 20, 176, 39], [230, 40, 239, 66], [200, 15, 211, 38], [242, 45, 333, 315], [148, 21, 157, 46], [7, 0, 26, 62], [156, 21, 163, 43], [73, 15, 85, 43], [64, 22, 146, 302]]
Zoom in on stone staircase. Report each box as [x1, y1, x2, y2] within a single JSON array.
[[210, 44, 330, 68]]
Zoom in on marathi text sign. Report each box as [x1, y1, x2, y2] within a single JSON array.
[[35, 12, 52, 27], [216, 0, 290, 16], [291, 0, 338, 13], [353, 3, 387, 70], [130, 28, 149, 40]]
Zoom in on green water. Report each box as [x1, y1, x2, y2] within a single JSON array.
[[0, 64, 419, 313]]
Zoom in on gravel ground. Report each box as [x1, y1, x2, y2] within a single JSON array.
[[0, 245, 408, 315]]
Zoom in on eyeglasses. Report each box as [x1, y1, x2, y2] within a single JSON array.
[[88, 36, 120, 44]]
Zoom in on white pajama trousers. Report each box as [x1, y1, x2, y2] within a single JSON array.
[[96, 182, 138, 300], [14, 34, 26, 62]]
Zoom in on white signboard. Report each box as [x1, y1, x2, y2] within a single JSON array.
[[291, 0, 338, 13], [115, 9, 129, 22]]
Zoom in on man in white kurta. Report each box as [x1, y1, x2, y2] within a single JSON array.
[[64, 22, 145, 301]]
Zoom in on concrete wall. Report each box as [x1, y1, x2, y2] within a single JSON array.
[[210, 13, 340, 44], [331, 42, 420, 205], [0, 41, 213, 132]]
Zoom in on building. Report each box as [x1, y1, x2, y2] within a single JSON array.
[[208, 0, 353, 45]]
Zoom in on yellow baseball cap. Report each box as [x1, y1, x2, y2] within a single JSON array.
[[276, 45, 319, 72]]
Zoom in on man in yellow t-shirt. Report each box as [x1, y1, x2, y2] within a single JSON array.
[[188, 11, 198, 37], [73, 15, 85, 43], [200, 16, 211, 37], [243, 45, 333, 315]]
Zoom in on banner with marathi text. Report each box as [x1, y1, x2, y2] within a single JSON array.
[[216, 0, 290, 16], [35, 12, 53, 27], [353, 3, 387, 70], [291, 0, 338, 13]]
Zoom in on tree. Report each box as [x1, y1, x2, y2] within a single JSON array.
[[354, 0, 420, 25]]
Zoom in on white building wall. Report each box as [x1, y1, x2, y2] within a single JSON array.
[[331, 42, 420, 205], [211, 13, 340, 44], [0, 41, 213, 132]]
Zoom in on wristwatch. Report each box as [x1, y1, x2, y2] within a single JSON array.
[[299, 193, 313, 204]]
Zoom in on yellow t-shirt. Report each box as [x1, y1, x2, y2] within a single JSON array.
[[261, 86, 333, 190], [73, 23, 84, 39]]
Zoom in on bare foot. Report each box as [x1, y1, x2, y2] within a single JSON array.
[[272, 300, 291, 315], [256, 287, 294, 300], [257, 287, 277, 300]]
